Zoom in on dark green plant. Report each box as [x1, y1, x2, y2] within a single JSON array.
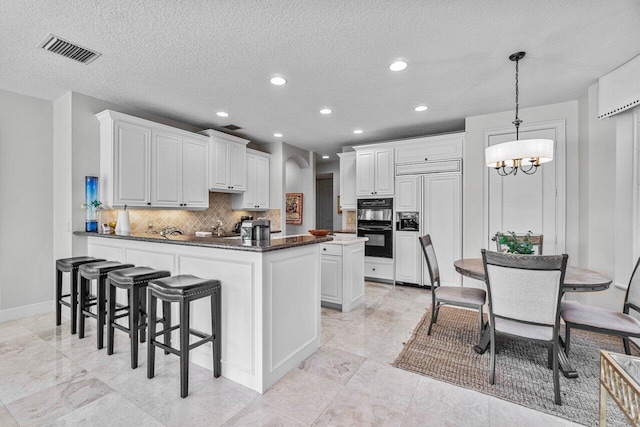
[[498, 231, 534, 254]]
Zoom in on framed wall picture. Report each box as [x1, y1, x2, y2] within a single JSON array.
[[286, 192, 303, 225]]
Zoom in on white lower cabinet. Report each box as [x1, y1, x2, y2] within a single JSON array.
[[320, 240, 365, 312], [364, 257, 394, 281], [395, 231, 421, 284]]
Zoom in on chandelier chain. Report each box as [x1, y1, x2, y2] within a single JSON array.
[[514, 57, 520, 140]]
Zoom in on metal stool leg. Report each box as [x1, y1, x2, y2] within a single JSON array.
[[79, 276, 88, 338], [139, 286, 147, 343], [130, 287, 140, 369], [163, 301, 171, 354], [180, 299, 190, 398], [107, 281, 116, 355], [97, 276, 107, 349], [212, 288, 221, 378], [56, 269, 63, 326], [70, 270, 79, 334], [147, 289, 157, 379]]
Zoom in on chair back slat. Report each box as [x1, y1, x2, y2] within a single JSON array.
[[626, 257, 640, 309], [419, 234, 439, 287], [483, 251, 567, 326]]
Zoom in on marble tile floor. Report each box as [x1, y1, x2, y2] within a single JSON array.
[[0, 282, 581, 426]]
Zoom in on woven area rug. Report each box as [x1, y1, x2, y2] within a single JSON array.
[[393, 306, 638, 426]]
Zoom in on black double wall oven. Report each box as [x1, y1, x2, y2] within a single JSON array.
[[357, 198, 393, 258]]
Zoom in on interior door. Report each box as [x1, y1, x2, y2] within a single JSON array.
[[487, 127, 559, 254], [316, 178, 334, 230]]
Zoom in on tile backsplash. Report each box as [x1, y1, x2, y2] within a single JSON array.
[[101, 193, 281, 234], [345, 211, 356, 227]]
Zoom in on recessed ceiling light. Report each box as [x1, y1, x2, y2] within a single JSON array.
[[353, 129, 363, 134], [216, 111, 229, 117], [322, 155, 330, 159], [389, 60, 408, 71], [414, 105, 429, 112], [273, 133, 283, 137], [270, 76, 287, 85], [320, 108, 332, 115]]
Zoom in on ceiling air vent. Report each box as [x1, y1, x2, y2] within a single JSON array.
[[37, 34, 101, 64], [222, 124, 242, 131]]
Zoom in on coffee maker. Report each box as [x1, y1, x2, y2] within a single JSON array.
[[241, 219, 271, 242], [233, 215, 253, 234]]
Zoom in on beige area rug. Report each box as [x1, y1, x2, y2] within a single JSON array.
[[393, 306, 638, 427]]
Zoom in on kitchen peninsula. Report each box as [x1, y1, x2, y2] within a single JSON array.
[[75, 231, 330, 393]]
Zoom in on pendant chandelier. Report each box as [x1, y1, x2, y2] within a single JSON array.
[[485, 52, 554, 176]]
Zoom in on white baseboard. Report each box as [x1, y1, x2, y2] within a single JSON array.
[[0, 300, 54, 323]]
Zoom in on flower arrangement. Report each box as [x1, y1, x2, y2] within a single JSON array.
[[81, 200, 103, 211], [498, 231, 534, 254]]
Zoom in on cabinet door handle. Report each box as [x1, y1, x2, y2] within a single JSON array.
[[147, 202, 151, 206], [425, 157, 428, 161], [373, 268, 376, 271], [323, 248, 326, 251]]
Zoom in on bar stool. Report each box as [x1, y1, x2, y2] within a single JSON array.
[[56, 256, 105, 334], [147, 274, 221, 398], [78, 261, 135, 349], [106, 266, 171, 369]]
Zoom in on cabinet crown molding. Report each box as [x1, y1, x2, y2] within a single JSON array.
[[352, 131, 466, 151], [95, 109, 208, 142], [200, 128, 250, 145]]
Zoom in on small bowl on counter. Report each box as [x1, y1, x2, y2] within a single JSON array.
[[308, 229, 331, 237]]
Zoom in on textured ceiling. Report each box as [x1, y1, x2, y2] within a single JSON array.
[[1, 0, 639, 160]]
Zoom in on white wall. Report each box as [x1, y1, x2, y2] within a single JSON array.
[[315, 159, 341, 230], [283, 143, 315, 235], [0, 89, 53, 319], [572, 84, 622, 310]]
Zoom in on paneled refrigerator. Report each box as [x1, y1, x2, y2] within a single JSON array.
[[394, 171, 462, 287]]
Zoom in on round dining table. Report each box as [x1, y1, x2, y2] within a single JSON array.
[[454, 258, 612, 292], [454, 258, 613, 378]]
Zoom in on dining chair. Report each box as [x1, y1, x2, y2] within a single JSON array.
[[561, 257, 640, 356], [482, 249, 568, 405], [419, 234, 486, 337], [492, 232, 544, 255]]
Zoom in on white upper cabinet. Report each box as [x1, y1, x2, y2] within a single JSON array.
[[181, 137, 209, 208], [354, 147, 394, 196], [394, 133, 464, 164], [232, 149, 270, 211], [151, 130, 182, 207], [112, 120, 151, 206], [337, 152, 356, 210], [97, 110, 209, 210], [201, 129, 249, 193]]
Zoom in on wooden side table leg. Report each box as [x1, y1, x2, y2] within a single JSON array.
[[599, 381, 607, 427]]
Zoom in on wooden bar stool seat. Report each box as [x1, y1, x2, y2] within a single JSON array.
[[78, 261, 134, 349], [106, 266, 170, 369], [147, 274, 222, 398], [56, 256, 105, 334]]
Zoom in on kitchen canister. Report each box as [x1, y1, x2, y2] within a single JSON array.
[[115, 206, 131, 235]]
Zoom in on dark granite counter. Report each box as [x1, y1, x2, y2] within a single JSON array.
[[74, 231, 331, 252]]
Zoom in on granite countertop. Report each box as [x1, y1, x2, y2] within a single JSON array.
[[74, 231, 331, 252], [323, 235, 368, 245]]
